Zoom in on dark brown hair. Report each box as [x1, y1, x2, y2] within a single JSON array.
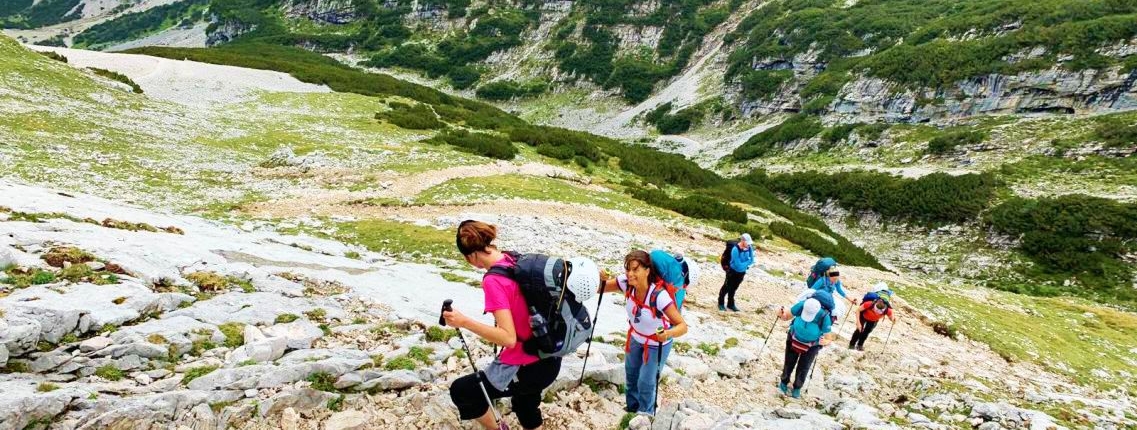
[[623, 250, 659, 285], [456, 220, 497, 256]]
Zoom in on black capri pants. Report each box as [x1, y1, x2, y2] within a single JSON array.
[[450, 357, 562, 429]]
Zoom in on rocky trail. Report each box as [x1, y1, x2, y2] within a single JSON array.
[[2, 180, 1130, 430]]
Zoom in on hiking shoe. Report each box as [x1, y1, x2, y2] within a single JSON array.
[[791, 388, 801, 399], [728, 305, 740, 312], [778, 382, 789, 396], [856, 345, 864, 352], [718, 305, 726, 312]]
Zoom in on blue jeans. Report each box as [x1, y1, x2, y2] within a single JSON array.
[[625, 340, 672, 415]]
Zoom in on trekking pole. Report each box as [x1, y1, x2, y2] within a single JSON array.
[[803, 344, 824, 394], [653, 327, 665, 414], [755, 308, 781, 360], [877, 319, 896, 359], [578, 288, 605, 386], [442, 300, 509, 430], [836, 305, 853, 337]]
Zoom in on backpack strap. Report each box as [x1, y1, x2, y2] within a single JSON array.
[[624, 281, 672, 363], [485, 266, 513, 279]]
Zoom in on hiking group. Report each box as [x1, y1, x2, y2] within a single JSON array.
[[440, 220, 899, 429]]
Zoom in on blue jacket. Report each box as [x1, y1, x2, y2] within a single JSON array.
[[789, 300, 832, 343], [728, 244, 755, 273], [810, 276, 847, 299]]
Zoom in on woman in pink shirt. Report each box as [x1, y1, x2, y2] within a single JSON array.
[[442, 220, 562, 429]]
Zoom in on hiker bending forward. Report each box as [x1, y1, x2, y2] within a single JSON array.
[[809, 267, 856, 320], [600, 250, 688, 416], [445, 220, 561, 429], [849, 296, 897, 351], [777, 298, 832, 398]]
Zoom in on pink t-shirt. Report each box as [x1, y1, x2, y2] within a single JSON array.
[[483, 254, 539, 366]]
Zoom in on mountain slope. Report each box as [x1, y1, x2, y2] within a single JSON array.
[[1, 32, 1136, 430]]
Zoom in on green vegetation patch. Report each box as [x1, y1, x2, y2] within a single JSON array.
[[985, 194, 1137, 303], [415, 174, 667, 218], [476, 80, 548, 101], [425, 129, 518, 160], [375, 101, 444, 130], [73, 0, 208, 49], [333, 219, 454, 262], [726, 0, 1137, 102], [746, 170, 999, 225], [733, 115, 823, 160], [89, 68, 144, 94], [903, 284, 1137, 391]]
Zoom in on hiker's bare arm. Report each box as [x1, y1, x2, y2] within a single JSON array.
[[599, 277, 621, 293], [660, 306, 687, 340], [445, 308, 518, 348]]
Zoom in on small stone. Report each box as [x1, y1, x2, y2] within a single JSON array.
[[628, 415, 651, 430], [85, 261, 106, 271], [281, 407, 301, 430], [135, 373, 153, 385], [325, 410, 368, 430], [245, 389, 258, 398], [80, 336, 113, 353]]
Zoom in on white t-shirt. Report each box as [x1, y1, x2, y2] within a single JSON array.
[[617, 274, 675, 346]]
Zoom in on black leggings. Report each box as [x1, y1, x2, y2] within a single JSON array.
[[780, 336, 821, 390], [718, 270, 746, 307], [849, 314, 879, 349], [450, 358, 562, 429]]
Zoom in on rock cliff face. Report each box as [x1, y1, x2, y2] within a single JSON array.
[[738, 41, 1137, 124], [205, 21, 256, 46], [282, 0, 358, 24], [827, 66, 1137, 124]]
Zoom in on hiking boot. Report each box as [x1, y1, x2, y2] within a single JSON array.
[[856, 345, 864, 352], [728, 305, 740, 312], [791, 388, 801, 399], [718, 305, 726, 312], [778, 382, 789, 396]]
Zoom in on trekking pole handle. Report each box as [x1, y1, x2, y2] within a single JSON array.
[[439, 299, 453, 326]]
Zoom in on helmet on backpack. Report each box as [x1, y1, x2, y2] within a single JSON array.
[[565, 257, 600, 302], [684, 257, 700, 287]]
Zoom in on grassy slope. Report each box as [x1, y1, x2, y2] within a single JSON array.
[[903, 282, 1137, 395]]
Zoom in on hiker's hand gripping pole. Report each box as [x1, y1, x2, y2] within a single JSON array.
[[442, 299, 509, 430]]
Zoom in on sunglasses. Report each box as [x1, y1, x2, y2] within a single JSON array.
[[828, 272, 840, 277]]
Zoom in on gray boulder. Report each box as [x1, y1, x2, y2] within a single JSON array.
[[356, 370, 423, 391], [262, 320, 324, 350]]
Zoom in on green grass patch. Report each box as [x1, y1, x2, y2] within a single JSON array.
[[181, 365, 219, 386], [425, 326, 456, 343], [217, 322, 245, 348], [275, 313, 300, 324], [94, 365, 125, 381], [415, 174, 668, 218], [333, 219, 456, 262], [902, 284, 1137, 391]]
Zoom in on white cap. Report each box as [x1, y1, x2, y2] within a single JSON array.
[[741, 233, 752, 243], [871, 282, 889, 293], [565, 257, 600, 302], [801, 298, 821, 323]]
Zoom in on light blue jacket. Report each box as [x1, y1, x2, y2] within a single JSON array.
[[729, 244, 755, 273], [789, 300, 832, 343], [810, 276, 848, 299]]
